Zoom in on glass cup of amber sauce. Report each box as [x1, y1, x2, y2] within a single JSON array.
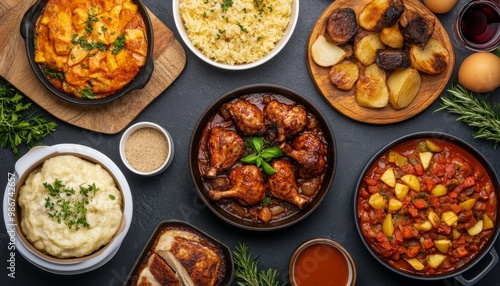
[[289, 238, 356, 286], [454, 0, 500, 51]]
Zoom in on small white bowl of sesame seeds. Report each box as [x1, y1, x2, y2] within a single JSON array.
[[119, 122, 174, 176]]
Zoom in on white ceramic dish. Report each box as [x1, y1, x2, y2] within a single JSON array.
[[172, 0, 299, 70], [119, 122, 174, 176], [2, 144, 133, 275]]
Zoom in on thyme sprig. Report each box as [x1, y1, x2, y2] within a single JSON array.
[[436, 84, 500, 147], [233, 242, 285, 286]]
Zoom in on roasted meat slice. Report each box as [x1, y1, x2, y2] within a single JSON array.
[[222, 98, 266, 136], [325, 8, 358, 44], [208, 165, 266, 206], [264, 100, 307, 142], [280, 134, 327, 179], [155, 229, 221, 286], [375, 49, 410, 70], [268, 160, 310, 209], [136, 253, 181, 286], [399, 8, 435, 46], [206, 126, 245, 178]]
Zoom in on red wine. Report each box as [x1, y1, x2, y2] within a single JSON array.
[[455, 1, 500, 51]]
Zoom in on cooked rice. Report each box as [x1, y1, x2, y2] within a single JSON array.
[[179, 0, 293, 65]]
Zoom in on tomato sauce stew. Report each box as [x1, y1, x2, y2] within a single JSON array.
[[357, 138, 497, 275]]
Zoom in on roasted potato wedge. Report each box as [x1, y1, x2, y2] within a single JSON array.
[[379, 24, 404, 48], [354, 33, 385, 66], [329, 60, 360, 91], [325, 8, 358, 44], [311, 35, 346, 67], [355, 64, 389, 108], [387, 67, 421, 109], [358, 0, 405, 32], [409, 38, 449, 74]]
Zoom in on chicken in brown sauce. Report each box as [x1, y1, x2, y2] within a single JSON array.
[[206, 126, 245, 178], [197, 93, 329, 224]]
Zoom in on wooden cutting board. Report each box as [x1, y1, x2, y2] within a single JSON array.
[[0, 0, 186, 134], [307, 0, 455, 124]]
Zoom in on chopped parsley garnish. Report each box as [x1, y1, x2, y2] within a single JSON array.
[[43, 68, 64, 81], [112, 33, 126, 54], [221, 0, 233, 12], [237, 22, 248, 33], [43, 179, 100, 230], [80, 85, 95, 99]]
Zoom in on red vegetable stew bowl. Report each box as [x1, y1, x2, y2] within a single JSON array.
[[354, 132, 499, 285]]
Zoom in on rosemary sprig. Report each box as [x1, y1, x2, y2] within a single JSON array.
[[436, 84, 500, 147], [233, 242, 285, 286]]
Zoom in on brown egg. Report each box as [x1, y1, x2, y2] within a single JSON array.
[[458, 52, 500, 93], [423, 0, 458, 14]]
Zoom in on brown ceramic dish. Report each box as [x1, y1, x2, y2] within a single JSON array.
[[189, 84, 337, 231], [20, 0, 154, 105], [354, 132, 500, 284], [124, 220, 234, 285]]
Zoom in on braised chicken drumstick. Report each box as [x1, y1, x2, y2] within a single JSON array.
[[264, 100, 307, 142], [206, 126, 245, 178], [280, 133, 326, 178], [222, 99, 266, 136], [208, 165, 266, 206], [268, 160, 309, 209]]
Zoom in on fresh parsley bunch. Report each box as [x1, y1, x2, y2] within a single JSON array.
[[0, 84, 57, 158]]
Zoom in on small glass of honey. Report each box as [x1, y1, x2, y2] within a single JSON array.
[[453, 0, 500, 51], [289, 238, 356, 286]]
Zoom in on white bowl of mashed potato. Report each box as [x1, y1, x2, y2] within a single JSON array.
[[173, 0, 299, 70], [2, 144, 133, 275]]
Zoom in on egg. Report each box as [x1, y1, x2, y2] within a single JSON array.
[[458, 52, 500, 93], [423, 0, 458, 14]]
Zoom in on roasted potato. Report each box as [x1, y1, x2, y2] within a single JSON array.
[[355, 64, 389, 108], [399, 8, 435, 46], [311, 35, 346, 67], [354, 33, 385, 66], [325, 8, 358, 44], [329, 60, 360, 91], [409, 38, 449, 74], [387, 67, 421, 109], [358, 0, 405, 32], [379, 24, 404, 48]]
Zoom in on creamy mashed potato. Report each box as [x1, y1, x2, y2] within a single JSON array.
[[179, 0, 292, 65], [18, 155, 123, 258]]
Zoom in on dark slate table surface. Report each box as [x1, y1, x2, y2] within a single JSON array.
[[1, 0, 499, 285]]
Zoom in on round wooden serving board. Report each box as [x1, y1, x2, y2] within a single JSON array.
[[307, 0, 455, 125]]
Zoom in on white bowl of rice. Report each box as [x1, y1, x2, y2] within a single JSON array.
[[173, 0, 299, 70]]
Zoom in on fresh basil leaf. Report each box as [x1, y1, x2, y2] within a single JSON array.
[[241, 154, 259, 164], [251, 137, 264, 153], [256, 156, 263, 168], [261, 161, 277, 176], [261, 147, 283, 158]]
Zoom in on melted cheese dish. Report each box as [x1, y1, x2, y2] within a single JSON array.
[[34, 0, 148, 99]]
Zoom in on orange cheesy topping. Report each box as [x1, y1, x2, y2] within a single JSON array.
[[34, 0, 148, 99]]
